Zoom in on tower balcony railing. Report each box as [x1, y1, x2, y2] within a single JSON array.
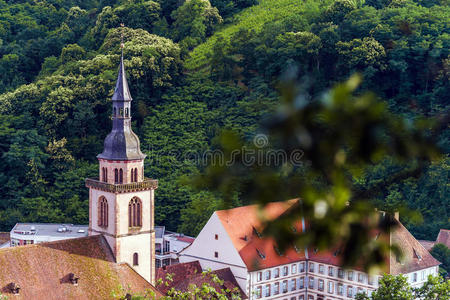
[[85, 178, 158, 193]]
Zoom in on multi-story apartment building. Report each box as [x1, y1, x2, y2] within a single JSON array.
[[179, 201, 440, 299], [155, 225, 194, 268]]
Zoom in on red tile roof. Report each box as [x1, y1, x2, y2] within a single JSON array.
[[0, 235, 161, 300], [156, 261, 203, 294], [418, 240, 436, 251], [216, 200, 305, 271], [156, 262, 246, 298], [176, 236, 195, 243], [436, 229, 450, 248], [216, 201, 440, 274]]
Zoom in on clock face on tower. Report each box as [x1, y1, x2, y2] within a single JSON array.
[[86, 50, 157, 285]]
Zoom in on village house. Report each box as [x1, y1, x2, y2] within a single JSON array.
[[179, 201, 441, 300]]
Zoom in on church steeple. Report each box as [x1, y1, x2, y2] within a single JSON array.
[[87, 26, 157, 284], [97, 47, 146, 161]]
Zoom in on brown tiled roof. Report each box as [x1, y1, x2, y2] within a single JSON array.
[[156, 262, 246, 298], [418, 240, 436, 251], [388, 220, 441, 274], [436, 229, 450, 248], [156, 261, 202, 294], [0, 235, 161, 300], [0, 232, 9, 244]]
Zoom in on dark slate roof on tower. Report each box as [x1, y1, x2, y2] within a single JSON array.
[[112, 53, 132, 101], [97, 52, 146, 161]]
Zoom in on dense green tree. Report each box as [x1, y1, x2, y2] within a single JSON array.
[[430, 244, 450, 277], [356, 274, 414, 300]]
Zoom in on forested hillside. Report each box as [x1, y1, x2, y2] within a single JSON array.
[[0, 0, 448, 239]]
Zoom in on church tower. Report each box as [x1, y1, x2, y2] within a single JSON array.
[[86, 48, 157, 284]]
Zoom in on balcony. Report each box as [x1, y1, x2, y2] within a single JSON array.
[[86, 178, 158, 193]]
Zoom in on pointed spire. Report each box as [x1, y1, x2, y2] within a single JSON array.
[[112, 24, 132, 101]]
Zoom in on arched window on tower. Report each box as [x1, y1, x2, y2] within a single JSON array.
[[131, 168, 134, 183], [119, 169, 123, 184], [133, 253, 139, 266], [102, 167, 108, 182], [98, 197, 108, 228], [128, 197, 142, 227], [125, 108, 129, 117], [113, 107, 117, 117], [134, 168, 138, 182], [114, 168, 118, 184]]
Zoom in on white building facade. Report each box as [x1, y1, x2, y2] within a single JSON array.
[[179, 202, 441, 300]]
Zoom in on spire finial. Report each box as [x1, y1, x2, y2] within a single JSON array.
[[120, 23, 125, 57]]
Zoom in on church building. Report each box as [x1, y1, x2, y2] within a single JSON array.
[[86, 48, 158, 285], [0, 51, 161, 299]]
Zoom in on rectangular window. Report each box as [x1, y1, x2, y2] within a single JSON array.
[[368, 276, 374, 285], [283, 266, 289, 276], [256, 286, 262, 299], [300, 262, 305, 272], [328, 281, 333, 294], [348, 286, 353, 298], [265, 284, 271, 297], [357, 287, 364, 295], [309, 262, 315, 273], [214, 251, 218, 258], [215, 234, 218, 240], [318, 279, 324, 291], [358, 273, 364, 283], [338, 283, 344, 296], [309, 277, 314, 289], [265, 270, 271, 280], [282, 280, 288, 293], [308, 296, 314, 300], [257, 272, 262, 282], [421, 271, 425, 281], [348, 271, 354, 281], [413, 273, 417, 282], [328, 266, 334, 277], [299, 296, 304, 300], [164, 240, 170, 253], [299, 277, 304, 289], [319, 264, 324, 274], [274, 268, 280, 278], [290, 278, 296, 291], [274, 282, 280, 295], [338, 268, 344, 279], [292, 264, 297, 274]]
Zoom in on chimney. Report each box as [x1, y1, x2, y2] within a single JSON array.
[[394, 211, 400, 221]]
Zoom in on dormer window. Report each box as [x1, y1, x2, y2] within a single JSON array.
[[68, 273, 79, 285], [256, 248, 266, 259], [413, 248, 422, 261]]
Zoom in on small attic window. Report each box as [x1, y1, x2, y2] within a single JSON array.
[[241, 235, 248, 241], [413, 249, 422, 261], [69, 273, 79, 285], [333, 249, 341, 257], [274, 245, 283, 256], [313, 248, 318, 254], [253, 227, 262, 238], [294, 244, 300, 253], [9, 282, 20, 295], [256, 248, 266, 260]]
